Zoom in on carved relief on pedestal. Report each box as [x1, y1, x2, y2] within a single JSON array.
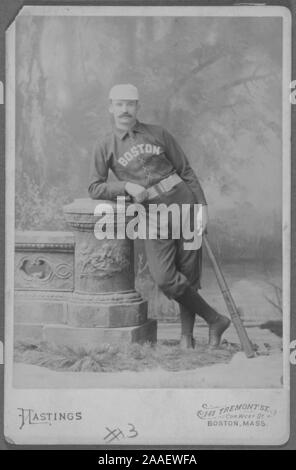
[[15, 252, 74, 291], [74, 234, 134, 293], [78, 241, 130, 280], [18, 256, 72, 282], [63, 199, 137, 294]]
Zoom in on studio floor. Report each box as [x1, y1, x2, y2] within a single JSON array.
[[13, 323, 284, 389]]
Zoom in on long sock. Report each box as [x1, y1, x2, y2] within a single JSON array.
[[179, 305, 195, 335], [176, 286, 220, 325]]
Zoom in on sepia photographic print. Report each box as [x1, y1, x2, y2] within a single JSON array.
[[4, 4, 291, 445]]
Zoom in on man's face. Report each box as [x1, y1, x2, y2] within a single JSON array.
[[109, 100, 139, 128]]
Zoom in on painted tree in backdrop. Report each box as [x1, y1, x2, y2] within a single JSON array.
[[15, 15, 282, 262]]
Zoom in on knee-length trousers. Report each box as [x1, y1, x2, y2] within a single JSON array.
[[143, 180, 203, 335]]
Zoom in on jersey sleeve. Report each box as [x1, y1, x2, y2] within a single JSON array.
[[88, 139, 127, 200], [161, 128, 207, 205]]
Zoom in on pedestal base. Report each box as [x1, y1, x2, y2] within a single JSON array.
[[14, 294, 69, 325], [15, 292, 148, 328], [67, 299, 148, 328], [14, 293, 155, 348], [42, 320, 157, 349], [15, 323, 45, 342]]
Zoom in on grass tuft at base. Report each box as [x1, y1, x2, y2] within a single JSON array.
[[14, 338, 241, 373]]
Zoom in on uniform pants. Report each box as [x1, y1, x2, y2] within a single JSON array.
[[143, 180, 202, 335]]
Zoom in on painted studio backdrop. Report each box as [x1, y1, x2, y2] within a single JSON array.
[[15, 15, 283, 323]]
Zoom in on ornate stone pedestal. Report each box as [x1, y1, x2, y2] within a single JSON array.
[[45, 198, 156, 348], [14, 199, 157, 348]]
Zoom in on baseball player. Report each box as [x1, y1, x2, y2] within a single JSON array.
[[88, 84, 230, 349]]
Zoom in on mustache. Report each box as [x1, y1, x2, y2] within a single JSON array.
[[119, 113, 132, 118]]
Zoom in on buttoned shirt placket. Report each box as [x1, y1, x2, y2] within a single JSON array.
[[127, 129, 151, 187]]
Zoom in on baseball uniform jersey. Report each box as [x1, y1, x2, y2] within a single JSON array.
[[88, 120, 207, 205]]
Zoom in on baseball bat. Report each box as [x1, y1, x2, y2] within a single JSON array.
[[203, 234, 256, 358]]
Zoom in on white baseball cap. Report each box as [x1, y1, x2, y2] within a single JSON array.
[[109, 84, 139, 100]]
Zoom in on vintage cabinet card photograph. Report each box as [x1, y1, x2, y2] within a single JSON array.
[[3, 4, 291, 445]]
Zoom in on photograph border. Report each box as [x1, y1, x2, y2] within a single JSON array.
[[1, 0, 295, 450]]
